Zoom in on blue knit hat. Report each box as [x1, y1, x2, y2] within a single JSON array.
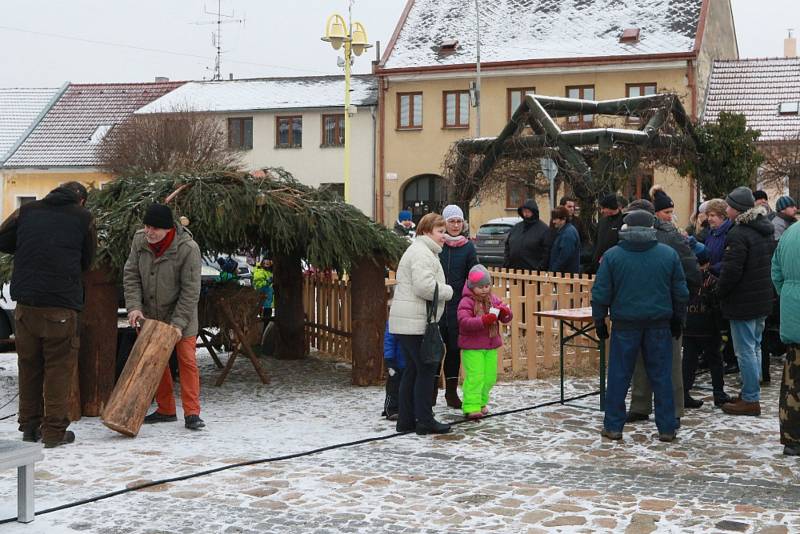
[[776, 195, 796, 212], [398, 210, 412, 222]]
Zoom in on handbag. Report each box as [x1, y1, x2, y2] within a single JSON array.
[[419, 283, 445, 366]]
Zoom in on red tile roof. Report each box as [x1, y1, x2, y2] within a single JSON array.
[[4, 81, 184, 168], [704, 58, 800, 142]]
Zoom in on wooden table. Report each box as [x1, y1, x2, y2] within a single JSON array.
[[534, 306, 606, 410]]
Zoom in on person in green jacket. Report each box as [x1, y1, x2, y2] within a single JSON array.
[[772, 222, 800, 456], [253, 258, 274, 327]]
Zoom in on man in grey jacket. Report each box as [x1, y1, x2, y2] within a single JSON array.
[[626, 190, 700, 424], [124, 203, 205, 430]]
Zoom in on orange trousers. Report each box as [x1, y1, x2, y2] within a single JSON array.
[[154, 336, 200, 416]]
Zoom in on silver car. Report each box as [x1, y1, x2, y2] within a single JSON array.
[[474, 217, 522, 266]]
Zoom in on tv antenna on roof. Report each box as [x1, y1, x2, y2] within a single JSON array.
[[191, 0, 245, 81]]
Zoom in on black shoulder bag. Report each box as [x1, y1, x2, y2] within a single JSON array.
[[419, 283, 445, 366]]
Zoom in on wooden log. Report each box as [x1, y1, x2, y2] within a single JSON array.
[[101, 320, 181, 437], [350, 257, 387, 386], [78, 268, 118, 416], [273, 250, 308, 359]]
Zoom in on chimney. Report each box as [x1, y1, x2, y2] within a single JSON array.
[[154, 76, 169, 82], [785, 29, 797, 58]]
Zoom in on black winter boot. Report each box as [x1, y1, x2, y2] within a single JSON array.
[[44, 430, 75, 449], [416, 419, 451, 435], [444, 378, 462, 409]]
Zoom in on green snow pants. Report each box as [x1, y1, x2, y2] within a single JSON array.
[[462, 349, 498, 414]]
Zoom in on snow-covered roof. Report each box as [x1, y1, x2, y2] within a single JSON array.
[[381, 0, 704, 71], [0, 87, 61, 163], [704, 58, 800, 142], [3, 81, 184, 168], [136, 75, 378, 114]]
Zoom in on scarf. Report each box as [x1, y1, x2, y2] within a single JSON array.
[[147, 227, 176, 258], [473, 292, 499, 339], [444, 233, 468, 247]]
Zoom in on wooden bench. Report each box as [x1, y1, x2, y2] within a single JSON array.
[[0, 440, 43, 523]]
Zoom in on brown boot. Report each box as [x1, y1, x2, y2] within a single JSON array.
[[721, 400, 761, 416], [444, 378, 462, 409]]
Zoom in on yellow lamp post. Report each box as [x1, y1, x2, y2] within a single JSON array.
[[322, 10, 371, 204]]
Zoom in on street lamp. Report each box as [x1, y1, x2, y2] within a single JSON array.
[[322, 8, 371, 204]]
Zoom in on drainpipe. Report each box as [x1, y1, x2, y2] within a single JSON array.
[[378, 77, 387, 224], [687, 58, 698, 208], [370, 105, 377, 219]]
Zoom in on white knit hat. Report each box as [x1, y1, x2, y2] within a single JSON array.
[[442, 204, 464, 221]]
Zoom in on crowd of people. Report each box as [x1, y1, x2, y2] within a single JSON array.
[[388, 186, 800, 454]]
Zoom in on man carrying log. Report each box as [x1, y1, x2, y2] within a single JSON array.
[[0, 182, 96, 448], [123, 203, 205, 430]]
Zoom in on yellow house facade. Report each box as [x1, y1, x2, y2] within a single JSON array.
[[375, 0, 738, 234]]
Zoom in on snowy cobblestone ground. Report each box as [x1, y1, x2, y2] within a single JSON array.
[[1, 349, 799, 533]]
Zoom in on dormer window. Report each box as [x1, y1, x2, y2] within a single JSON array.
[[438, 39, 458, 55], [620, 28, 640, 43], [88, 124, 113, 145], [779, 102, 799, 115]]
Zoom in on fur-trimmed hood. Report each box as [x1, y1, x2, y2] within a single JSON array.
[[734, 205, 774, 237]]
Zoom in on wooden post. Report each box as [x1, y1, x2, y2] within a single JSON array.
[[78, 268, 118, 416], [350, 256, 386, 386], [101, 320, 181, 437], [273, 250, 308, 359]]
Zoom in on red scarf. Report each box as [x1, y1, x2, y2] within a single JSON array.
[[147, 227, 176, 258]]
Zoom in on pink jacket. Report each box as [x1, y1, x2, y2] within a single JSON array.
[[457, 285, 512, 350]]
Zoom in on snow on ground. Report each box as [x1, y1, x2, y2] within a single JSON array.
[[1, 348, 799, 533]]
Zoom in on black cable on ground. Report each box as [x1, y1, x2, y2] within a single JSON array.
[[0, 389, 599, 525], [0, 393, 18, 421]]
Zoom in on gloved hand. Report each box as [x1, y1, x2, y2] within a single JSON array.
[[498, 305, 511, 321], [594, 321, 609, 340], [482, 313, 498, 326], [670, 317, 683, 339]]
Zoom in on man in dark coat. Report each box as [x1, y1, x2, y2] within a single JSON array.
[[716, 187, 775, 416], [592, 210, 688, 442], [588, 193, 624, 274], [627, 190, 701, 422], [503, 199, 550, 271], [0, 182, 96, 448]]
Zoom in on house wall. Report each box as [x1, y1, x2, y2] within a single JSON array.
[[0, 168, 112, 218], [696, 0, 739, 117], [216, 107, 376, 217], [379, 65, 697, 235]]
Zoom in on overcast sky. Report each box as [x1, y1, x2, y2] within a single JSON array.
[[0, 0, 798, 88]]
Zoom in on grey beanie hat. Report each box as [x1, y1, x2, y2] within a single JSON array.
[[623, 209, 656, 228], [624, 198, 655, 214], [726, 186, 755, 213], [467, 264, 492, 289]]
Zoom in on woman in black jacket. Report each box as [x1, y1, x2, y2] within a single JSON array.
[[437, 204, 477, 408]]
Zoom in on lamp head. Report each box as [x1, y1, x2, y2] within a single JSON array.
[[322, 14, 347, 51], [350, 22, 372, 56]]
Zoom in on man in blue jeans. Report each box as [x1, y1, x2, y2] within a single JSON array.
[[592, 210, 689, 442], [716, 187, 776, 416]]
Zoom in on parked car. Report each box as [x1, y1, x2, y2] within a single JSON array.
[[474, 217, 522, 266]]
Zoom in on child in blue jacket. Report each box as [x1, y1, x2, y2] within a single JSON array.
[[382, 321, 407, 420]]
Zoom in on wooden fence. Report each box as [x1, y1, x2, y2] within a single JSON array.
[[302, 269, 599, 379]]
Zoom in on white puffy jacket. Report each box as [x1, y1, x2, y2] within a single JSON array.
[[389, 235, 453, 335]]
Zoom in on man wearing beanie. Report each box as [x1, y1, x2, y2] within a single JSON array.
[[772, 195, 797, 241], [588, 193, 623, 274], [124, 203, 205, 430], [592, 210, 688, 442], [503, 199, 550, 271], [626, 188, 700, 421], [753, 190, 773, 214], [0, 182, 95, 448], [394, 209, 416, 239], [714, 186, 775, 416]]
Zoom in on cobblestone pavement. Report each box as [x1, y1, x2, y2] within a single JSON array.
[[1, 350, 799, 533]]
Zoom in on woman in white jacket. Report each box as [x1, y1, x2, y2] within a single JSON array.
[[389, 213, 454, 435]]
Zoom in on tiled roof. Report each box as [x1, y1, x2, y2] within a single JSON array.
[[4, 81, 184, 168], [136, 75, 377, 114], [704, 58, 800, 142], [0, 87, 61, 163], [381, 0, 703, 71]]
